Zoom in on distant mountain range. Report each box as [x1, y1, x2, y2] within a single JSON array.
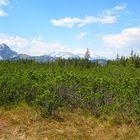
[[0, 43, 107, 64]]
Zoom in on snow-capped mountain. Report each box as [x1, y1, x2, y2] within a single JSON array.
[[0, 44, 54, 62], [0, 43, 18, 60], [31, 55, 54, 62], [10, 54, 54, 62], [89, 55, 106, 61], [0, 43, 107, 63], [50, 52, 80, 59], [10, 54, 32, 60]]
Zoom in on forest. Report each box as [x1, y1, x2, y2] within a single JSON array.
[[0, 54, 140, 125]]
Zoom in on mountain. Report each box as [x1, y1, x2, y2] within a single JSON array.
[[0, 44, 54, 62], [11, 54, 32, 60], [50, 52, 80, 59], [90, 59, 108, 65], [0, 43, 18, 60], [0, 44, 107, 63], [89, 55, 107, 65], [11, 54, 54, 62], [31, 55, 54, 62]]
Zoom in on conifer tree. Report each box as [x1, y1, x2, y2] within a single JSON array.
[[85, 48, 90, 59]]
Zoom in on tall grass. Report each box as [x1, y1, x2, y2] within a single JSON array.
[[0, 105, 139, 140]]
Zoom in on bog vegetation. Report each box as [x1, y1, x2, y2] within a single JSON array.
[[0, 54, 140, 125]]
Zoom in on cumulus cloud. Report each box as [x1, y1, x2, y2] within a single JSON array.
[[0, 0, 9, 16], [75, 32, 88, 40], [50, 4, 126, 27], [102, 27, 140, 48], [0, 33, 91, 56], [51, 16, 117, 27], [51, 18, 82, 28], [0, 34, 68, 55]]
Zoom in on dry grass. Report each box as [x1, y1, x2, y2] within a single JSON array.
[[0, 105, 139, 140]]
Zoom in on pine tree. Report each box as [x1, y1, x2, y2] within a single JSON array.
[[85, 48, 90, 59], [116, 53, 119, 60], [130, 49, 134, 57]]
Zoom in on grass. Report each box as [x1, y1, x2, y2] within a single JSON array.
[[0, 104, 140, 140]]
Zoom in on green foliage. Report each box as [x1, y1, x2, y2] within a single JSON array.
[[0, 56, 140, 123]]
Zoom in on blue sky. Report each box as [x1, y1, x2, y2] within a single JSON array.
[[0, 0, 140, 58]]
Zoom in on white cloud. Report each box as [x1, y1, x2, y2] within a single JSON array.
[[0, 0, 9, 6], [75, 32, 88, 40], [51, 16, 117, 28], [0, 33, 90, 56], [0, 9, 7, 16], [102, 27, 140, 48], [103, 3, 126, 16], [0, 34, 68, 55], [0, 33, 109, 58], [0, 33, 119, 59], [113, 3, 126, 11], [51, 4, 126, 27], [0, 0, 9, 16], [51, 18, 82, 28]]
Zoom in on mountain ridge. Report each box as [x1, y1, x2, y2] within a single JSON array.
[[0, 44, 107, 63], [0, 43, 18, 60]]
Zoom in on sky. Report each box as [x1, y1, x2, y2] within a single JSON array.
[[0, 0, 140, 59]]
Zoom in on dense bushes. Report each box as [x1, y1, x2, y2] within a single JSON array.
[[0, 57, 140, 123]]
